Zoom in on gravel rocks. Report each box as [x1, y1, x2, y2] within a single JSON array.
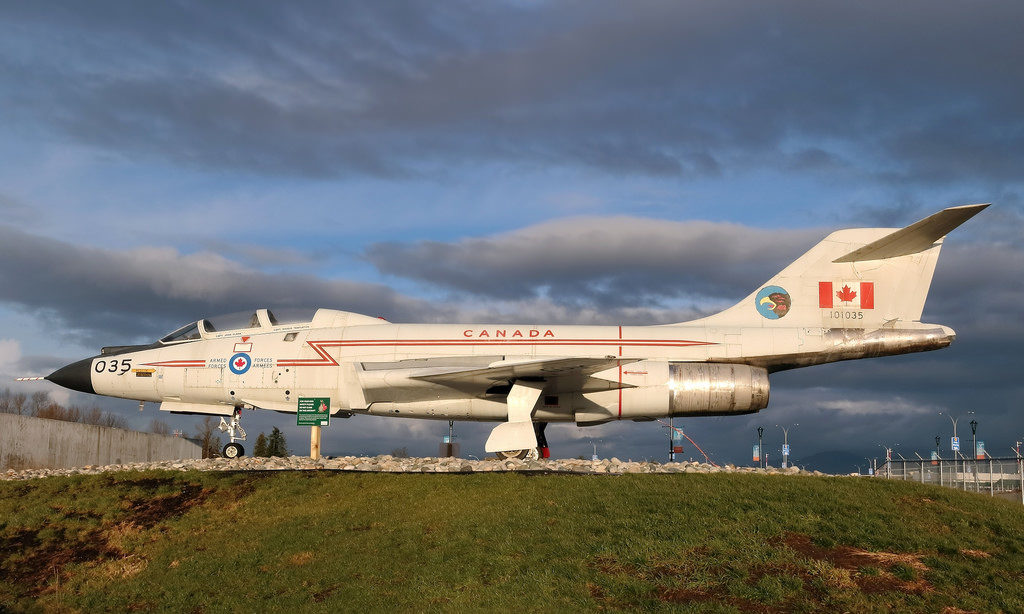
[[2, 455, 829, 480]]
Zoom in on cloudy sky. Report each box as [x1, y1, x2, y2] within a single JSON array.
[[1, 1, 1021, 468]]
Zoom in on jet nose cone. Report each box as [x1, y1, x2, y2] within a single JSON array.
[[46, 357, 95, 395]]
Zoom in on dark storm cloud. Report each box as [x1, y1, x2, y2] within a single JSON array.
[[366, 217, 822, 307], [2, 1, 1023, 181], [0, 225, 445, 346], [0, 223, 706, 348]]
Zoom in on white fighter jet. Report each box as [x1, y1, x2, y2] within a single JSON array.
[[44, 204, 987, 459]]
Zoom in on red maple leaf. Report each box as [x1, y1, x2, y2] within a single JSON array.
[[836, 284, 857, 302], [234, 357, 247, 368]]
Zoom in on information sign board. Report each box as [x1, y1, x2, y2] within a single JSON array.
[[782, 444, 790, 456], [951, 436, 960, 451], [752, 444, 760, 462], [297, 397, 330, 426], [976, 440, 985, 459]]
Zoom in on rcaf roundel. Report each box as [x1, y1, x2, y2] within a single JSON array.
[[229, 352, 252, 375], [819, 281, 874, 309]]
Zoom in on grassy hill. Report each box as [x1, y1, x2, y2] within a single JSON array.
[[2, 470, 1022, 613]]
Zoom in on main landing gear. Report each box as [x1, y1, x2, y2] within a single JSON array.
[[218, 407, 247, 458], [493, 422, 550, 461]]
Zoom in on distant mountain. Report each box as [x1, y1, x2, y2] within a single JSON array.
[[791, 450, 872, 475]]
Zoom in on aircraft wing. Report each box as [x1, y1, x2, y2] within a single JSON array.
[[408, 356, 638, 387]]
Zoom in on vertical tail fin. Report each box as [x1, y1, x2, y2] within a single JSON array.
[[693, 204, 988, 328]]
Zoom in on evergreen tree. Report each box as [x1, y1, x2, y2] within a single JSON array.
[[254, 432, 269, 457], [267, 426, 289, 457]]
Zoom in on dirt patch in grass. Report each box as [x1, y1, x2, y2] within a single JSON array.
[[959, 549, 991, 559], [1, 526, 118, 596], [779, 532, 927, 572], [312, 584, 342, 603], [589, 553, 781, 613], [777, 532, 932, 594], [655, 585, 780, 613], [122, 483, 209, 529], [587, 534, 938, 611], [286, 552, 314, 566], [1, 479, 212, 597]]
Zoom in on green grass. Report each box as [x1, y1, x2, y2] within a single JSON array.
[[1, 471, 1022, 612]]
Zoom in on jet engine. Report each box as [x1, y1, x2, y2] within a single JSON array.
[[575, 361, 770, 424], [665, 362, 769, 416]]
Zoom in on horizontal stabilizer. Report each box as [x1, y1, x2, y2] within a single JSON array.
[[833, 203, 988, 263]]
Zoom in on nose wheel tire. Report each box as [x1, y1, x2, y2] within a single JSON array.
[[223, 442, 244, 459], [494, 448, 539, 461]]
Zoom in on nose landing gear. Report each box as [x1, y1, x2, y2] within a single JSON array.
[[218, 407, 247, 458]]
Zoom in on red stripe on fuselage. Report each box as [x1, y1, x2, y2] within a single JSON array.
[[618, 361, 623, 419], [277, 337, 714, 367], [617, 326, 623, 418]]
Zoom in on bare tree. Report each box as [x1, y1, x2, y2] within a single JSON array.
[[194, 417, 223, 458], [10, 392, 26, 415], [79, 407, 105, 425], [35, 404, 81, 423], [148, 419, 171, 435], [97, 412, 128, 429], [29, 391, 50, 414]]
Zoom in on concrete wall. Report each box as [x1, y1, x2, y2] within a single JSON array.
[[0, 413, 201, 470]]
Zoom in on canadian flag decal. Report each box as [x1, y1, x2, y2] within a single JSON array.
[[819, 281, 874, 309]]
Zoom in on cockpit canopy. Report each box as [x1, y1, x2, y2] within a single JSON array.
[[160, 321, 203, 343], [158, 308, 385, 344]]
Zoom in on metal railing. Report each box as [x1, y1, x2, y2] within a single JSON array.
[[876, 456, 1024, 504]]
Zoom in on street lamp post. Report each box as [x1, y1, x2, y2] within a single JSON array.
[[879, 444, 896, 479], [776, 424, 797, 469], [939, 411, 960, 455], [970, 419, 978, 459], [935, 435, 943, 486], [661, 419, 681, 462], [757, 426, 764, 469], [970, 419, 979, 492], [940, 410, 974, 491]]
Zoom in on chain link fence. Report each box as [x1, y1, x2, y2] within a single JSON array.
[[876, 456, 1024, 504]]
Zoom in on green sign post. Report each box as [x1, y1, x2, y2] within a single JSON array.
[[297, 397, 330, 426]]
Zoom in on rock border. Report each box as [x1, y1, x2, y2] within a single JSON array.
[[2, 455, 827, 480]]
